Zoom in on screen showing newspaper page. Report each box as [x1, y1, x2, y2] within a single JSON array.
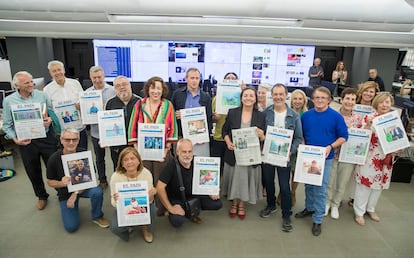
[[215, 79, 242, 114], [293, 144, 326, 186], [353, 104, 375, 122], [372, 110, 410, 154], [98, 109, 126, 147], [232, 127, 262, 166], [11, 102, 46, 140], [61, 150, 97, 192], [192, 156, 220, 195], [262, 126, 294, 167], [181, 106, 210, 144], [79, 90, 102, 124], [338, 128, 371, 165], [137, 123, 165, 161], [116, 181, 151, 227], [53, 100, 83, 130]]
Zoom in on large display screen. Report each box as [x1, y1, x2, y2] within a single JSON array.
[[93, 39, 315, 87]]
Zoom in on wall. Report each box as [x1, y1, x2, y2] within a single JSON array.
[[368, 48, 399, 91]]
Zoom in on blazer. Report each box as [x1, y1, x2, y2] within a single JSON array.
[[222, 106, 266, 166]]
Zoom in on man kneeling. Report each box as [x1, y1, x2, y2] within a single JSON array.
[[156, 138, 222, 227]]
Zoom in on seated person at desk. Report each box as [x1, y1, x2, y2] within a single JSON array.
[[400, 79, 413, 99]]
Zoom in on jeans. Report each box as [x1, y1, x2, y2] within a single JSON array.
[[110, 202, 156, 241], [59, 186, 104, 233], [91, 136, 106, 183], [304, 159, 333, 224], [262, 163, 292, 218], [168, 196, 222, 228]]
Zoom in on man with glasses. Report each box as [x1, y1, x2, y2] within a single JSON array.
[[295, 86, 348, 236], [46, 128, 109, 232], [105, 76, 141, 168], [2, 71, 58, 210]]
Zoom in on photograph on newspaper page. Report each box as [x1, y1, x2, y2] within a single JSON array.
[[53, 100, 83, 130], [137, 123, 165, 161], [98, 109, 126, 147], [215, 79, 242, 114], [79, 90, 103, 124], [192, 156, 220, 195], [11, 102, 46, 140], [232, 127, 262, 166], [338, 128, 371, 165], [294, 144, 326, 186], [262, 126, 294, 167], [62, 151, 97, 192], [116, 181, 151, 227], [181, 106, 210, 143]]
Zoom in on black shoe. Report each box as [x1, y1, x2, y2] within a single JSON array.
[[282, 217, 293, 232], [312, 223, 321, 236], [295, 208, 314, 218]]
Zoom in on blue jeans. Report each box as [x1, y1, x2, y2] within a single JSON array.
[[59, 186, 104, 233], [91, 136, 107, 183], [304, 159, 333, 224], [262, 163, 292, 218]]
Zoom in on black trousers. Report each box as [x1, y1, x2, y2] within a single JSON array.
[[18, 132, 58, 200]]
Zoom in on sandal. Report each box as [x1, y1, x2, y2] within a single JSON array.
[[237, 204, 246, 220], [229, 201, 238, 218], [355, 215, 365, 226], [367, 212, 380, 222]]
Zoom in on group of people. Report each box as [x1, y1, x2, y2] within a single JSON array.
[[1, 59, 407, 242]]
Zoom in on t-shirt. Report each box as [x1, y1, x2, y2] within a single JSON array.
[[274, 110, 287, 128], [159, 158, 194, 201]]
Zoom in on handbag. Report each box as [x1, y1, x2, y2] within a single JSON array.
[[174, 158, 201, 219]]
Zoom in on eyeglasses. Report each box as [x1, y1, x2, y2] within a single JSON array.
[[114, 82, 129, 89], [62, 138, 79, 143]]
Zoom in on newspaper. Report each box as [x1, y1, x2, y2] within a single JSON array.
[[353, 104, 375, 122], [338, 128, 371, 165], [61, 151, 97, 192], [11, 103, 46, 140], [180, 106, 210, 144], [53, 100, 83, 130], [262, 126, 294, 167], [116, 181, 151, 227], [293, 144, 326, 186], [192, 156, 220, 195], [215, 79, 242, 114], [232, 127, 262, 166], [372, 110, 410, 154], [97, 109, 126, 147], [137, 123, 165, 161], [79, 90, 103, 124]]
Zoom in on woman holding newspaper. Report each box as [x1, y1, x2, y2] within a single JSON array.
[[221, 87, 266, 220], [353, 92, 406, 225]]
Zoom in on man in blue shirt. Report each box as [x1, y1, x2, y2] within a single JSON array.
[[2, 71, 58, 210], [295, 86, 348, 236]]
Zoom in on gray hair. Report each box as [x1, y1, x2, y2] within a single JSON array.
[[89, 65, 104, 74], [61, 128, 80, 137], [176, 138, 193, 151], [12, 71, 33, 88], [47, 60, 65, 70], [113, 75, 129, 85]]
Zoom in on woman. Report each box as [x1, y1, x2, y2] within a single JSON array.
[[357, 81, 379, 105], [109, 147, 156, 242], [222, 87, 266, 219], [325, 87, 362, 219], [212, 72, 244, 172], [353, 92, 405, 225], [257, 83, 272, 111], [128, 76, 177, 215], [332, 61, 348, 85]]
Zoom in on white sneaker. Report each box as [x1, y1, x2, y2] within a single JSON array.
[[331, 206, 339, 219], [324, 204, 330, 216]]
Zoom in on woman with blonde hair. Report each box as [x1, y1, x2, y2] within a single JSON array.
[[332, 61, 348, 85], [290, 89, 308, 116], [109, 147, 156, 243], [356, 81, 379, 105]]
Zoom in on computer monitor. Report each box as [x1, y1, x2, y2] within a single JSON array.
[[0, 81, 12, 91]]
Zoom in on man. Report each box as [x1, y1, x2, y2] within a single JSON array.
[[308, 58, 324, 87], [70, 159, 92, 185], [43, 60, 87, 149], [46, 128, 109, 233], [295, 86, 348, 236], [2, 71, 58, 210], [105, 76, 141, 168], [368, 68, 385, 91], [261, 83, 303, 232], [86, 66, 115, 188], [156, 138, 222, 228], [171, 68, 212, 156]]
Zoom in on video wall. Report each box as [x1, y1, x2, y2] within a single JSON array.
[[93, 39, 315, 87]]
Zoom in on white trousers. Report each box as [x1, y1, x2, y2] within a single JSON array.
[[353, 183, 382, 217]]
